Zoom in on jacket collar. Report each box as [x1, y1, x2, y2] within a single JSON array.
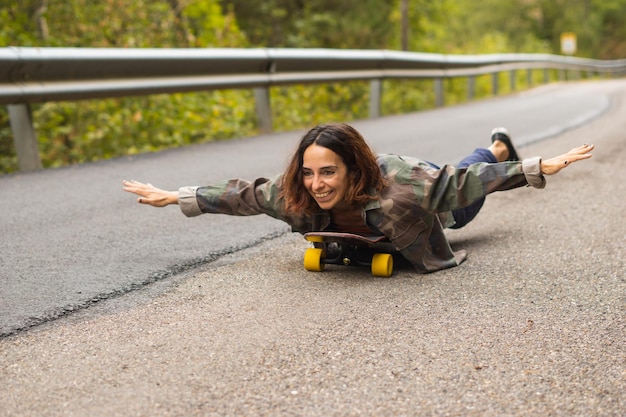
[[364, 186, 381, 211]]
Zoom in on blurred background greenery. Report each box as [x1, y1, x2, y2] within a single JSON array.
[[1, 0, 624, 173]]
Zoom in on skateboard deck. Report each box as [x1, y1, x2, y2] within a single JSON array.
[[303, 231, 396, 277]]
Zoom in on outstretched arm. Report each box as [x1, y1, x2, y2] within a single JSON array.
[[540, 144, 594, 175], [412, 142, 595, 213], [122, 180, 178, 207]]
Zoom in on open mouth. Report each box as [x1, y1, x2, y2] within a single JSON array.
[[314, 190, 333, 201]]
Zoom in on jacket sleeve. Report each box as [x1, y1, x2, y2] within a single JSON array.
[[415, 157, 545, 213], [178, 175, 284, 218]]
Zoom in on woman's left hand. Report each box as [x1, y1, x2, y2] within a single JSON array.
[[540, 144, 595, 175]]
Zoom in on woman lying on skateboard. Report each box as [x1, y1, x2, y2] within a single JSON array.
[[123, 123, 594, 273]]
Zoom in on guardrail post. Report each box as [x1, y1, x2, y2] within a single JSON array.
[[369, 79, 382, 118], [467, 76, 475, 101], [527, 69, 533, 87], [8, 104, 43, 172], [254, 87, 273, 134], [543, 68, 549, 83], [492, 73, 499, 96], [510, 70, 516, 91], [434, 78, 444, 107]]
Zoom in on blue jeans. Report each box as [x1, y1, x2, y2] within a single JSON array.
[[429, 148, 497, 229]]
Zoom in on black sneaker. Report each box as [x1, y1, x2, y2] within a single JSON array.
[[491, 127, 519, 161]]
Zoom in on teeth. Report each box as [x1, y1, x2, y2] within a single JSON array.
[[315, 191, 331, 198]]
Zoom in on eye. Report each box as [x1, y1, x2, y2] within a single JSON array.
[[322, 169, 335, 176], [302, 169, 313, 177]]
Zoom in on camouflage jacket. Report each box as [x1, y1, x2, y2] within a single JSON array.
[[178, 154, 545, 273]]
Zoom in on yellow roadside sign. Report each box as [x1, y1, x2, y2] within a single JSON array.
[[561, 32, 577, 55]]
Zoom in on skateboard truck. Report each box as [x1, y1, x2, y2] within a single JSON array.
[[303, 232, 395, 277]]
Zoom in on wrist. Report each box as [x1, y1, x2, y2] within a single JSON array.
[[522, 157, 546, 189], [177, 186, 202, 217]]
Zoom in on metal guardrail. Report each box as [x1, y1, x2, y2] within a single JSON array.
[[2, 47, 625, 171]]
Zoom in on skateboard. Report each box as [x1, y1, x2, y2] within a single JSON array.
[[303, 231, 396, 277]]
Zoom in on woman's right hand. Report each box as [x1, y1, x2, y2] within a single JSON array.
[[122, 180, 179, 207]]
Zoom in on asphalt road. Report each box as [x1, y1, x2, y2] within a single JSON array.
[[0, 79, 624, 416], [0, 80, 612, 337]]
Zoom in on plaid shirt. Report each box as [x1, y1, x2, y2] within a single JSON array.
[[179, 154, 545, 273]]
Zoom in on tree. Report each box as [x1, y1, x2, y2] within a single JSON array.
[[591, 0, 626, 58], [220, 0, 397, 49]]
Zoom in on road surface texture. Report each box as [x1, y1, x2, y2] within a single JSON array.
[[0, 79, 613, 337], [1, 79, 624, 416]]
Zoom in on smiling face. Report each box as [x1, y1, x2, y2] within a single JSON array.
[[302, 144, 351, 211], [282, 123, 385, 216]]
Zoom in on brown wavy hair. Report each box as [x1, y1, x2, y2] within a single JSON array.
[[281, 123, 386, 215]]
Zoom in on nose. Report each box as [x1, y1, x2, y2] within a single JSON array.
[[311, 174, 325, 191]]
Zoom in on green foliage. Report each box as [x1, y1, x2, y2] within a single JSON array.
[[0, 108, 17, 173], [0, 0, 245, 48], [1, 0, 625, 174], [271, 82, 371, 131], [591, 0, 626, 58], [222, 0, 398, 49], [382, 79, 434, 115], [182, 1, 245, 47], [0, 2, 38, 46], [30, 90, 257, 169], [443, 0, 626, 58]]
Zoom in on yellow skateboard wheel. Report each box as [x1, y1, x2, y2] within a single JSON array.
[[304, 248, 325, 272], [371, 253, 393, 277]]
